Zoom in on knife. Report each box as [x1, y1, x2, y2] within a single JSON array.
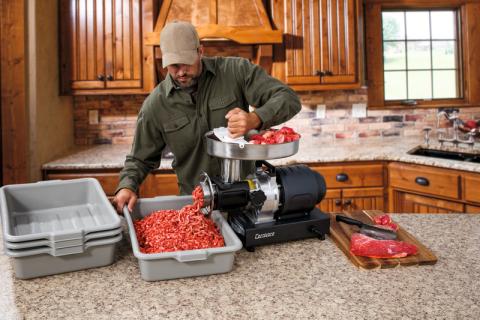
[[336, 215, 397, 240]]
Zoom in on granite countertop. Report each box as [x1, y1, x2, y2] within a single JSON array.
[[42, 136, 480, 173], [1, 214, 480, 319]]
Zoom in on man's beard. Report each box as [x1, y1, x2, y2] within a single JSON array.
[[174, 75, 198, 89]]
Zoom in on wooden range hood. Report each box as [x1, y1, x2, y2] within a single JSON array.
[[145, 0, 282, 75]]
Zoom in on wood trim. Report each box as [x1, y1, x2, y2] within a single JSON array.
[[59, 0, 73, 95], [105, 79, 142, 88], [366, 0, 479, 5], [153, 0, 171, 32], [365, 2, 384, 107], [209, 0, 217, 24], [463, 2, 480, 106], [290, 82, 361, 91], [1, 0, 28, 184], [255, 44, 273, 74], [69, 88, 151, 96], [141, 0, 155, 93], [146, 25, 283, 45]]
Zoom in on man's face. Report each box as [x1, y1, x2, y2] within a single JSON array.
[[166, 47, 203, 88]]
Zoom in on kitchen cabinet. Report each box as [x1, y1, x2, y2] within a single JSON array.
[[139, 173, 179, 197], [313, 162, 385, 213], [388, 162, 480, 214], [270, 0, 361, 91], [392, 191, 464, 214], [59, 0, 155, 95], [43, 169, 179, 198], [466, 205, 480, 214]]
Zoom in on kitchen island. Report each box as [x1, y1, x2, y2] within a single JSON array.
[[1, 213, 479, 319]]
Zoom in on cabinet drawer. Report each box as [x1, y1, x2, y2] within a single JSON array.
[[389, 163, 460, 199], [466, 205, 480, 214], [313, 164, 384, 188], [46, 172, 120, 196], [139, 173, 179, 197], [464, 174, 480, 204]]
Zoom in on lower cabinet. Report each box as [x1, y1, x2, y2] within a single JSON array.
[[43, 169, 179, 198], [392, 191, 464, 214], [342, 187, 385, 213], [318, 187, 385, 213], [139, 173, 179, 197], [389, 162, 480, 214], [43, 161, 480, 214], [466, 205, 480, 214], [313, 162, 385, 213]]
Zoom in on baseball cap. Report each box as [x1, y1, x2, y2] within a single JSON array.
[[160, 21, 200, 68]]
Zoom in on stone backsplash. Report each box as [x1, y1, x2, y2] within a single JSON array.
[[73, 89, 480, 145]]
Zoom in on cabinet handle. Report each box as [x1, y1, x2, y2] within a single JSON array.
[[106, 74, 113, 81], [97, 74, 105, 81], [315, 70, 333, 76], [415, 177, 430, 186], [335, 199, 342, 206], [336, 173, 349, 182], [343, 199, 352, 206]]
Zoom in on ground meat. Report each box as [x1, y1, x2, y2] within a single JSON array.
[[134, 187, 225, 253], [350, 233, 418, 259]]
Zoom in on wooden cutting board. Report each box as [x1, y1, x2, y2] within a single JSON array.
[[329, 210, 437, 269]]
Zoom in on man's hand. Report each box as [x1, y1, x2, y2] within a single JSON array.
[[112, 188, 138, 214], [225, 108, 262, 138]]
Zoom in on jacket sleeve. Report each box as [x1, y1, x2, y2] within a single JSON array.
[[115, 106, 165, 194], [236, 58, 301, 130]]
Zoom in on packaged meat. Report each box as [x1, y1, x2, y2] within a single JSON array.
[[350, 233, 418, 259]]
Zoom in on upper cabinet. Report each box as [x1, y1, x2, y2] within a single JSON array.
[[271, 0, 362, 91], [59, 0, 155, 95]]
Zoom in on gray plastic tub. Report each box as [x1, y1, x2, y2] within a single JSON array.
[[3, 228, 123, 250], [124, 195, 242, 281], [5, 234, 122, 279], [0, 178, 122, 244], [3, 227, 122, 250]]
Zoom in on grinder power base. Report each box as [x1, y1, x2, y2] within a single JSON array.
[[200, 131, 330, 251], [229, 207, 330, 251]]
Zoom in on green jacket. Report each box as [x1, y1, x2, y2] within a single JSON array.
[[117, 56, 301, 195]]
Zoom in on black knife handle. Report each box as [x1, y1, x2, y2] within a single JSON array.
[[336, 215, 363, 227]]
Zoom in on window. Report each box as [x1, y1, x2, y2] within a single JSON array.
[[365, 0, 480, 109], [382, 10, 460, 101]]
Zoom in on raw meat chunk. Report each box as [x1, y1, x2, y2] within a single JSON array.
[[350, 233, 418, 258]]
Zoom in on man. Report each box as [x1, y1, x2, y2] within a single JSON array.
[[112, 21, 301, 213]]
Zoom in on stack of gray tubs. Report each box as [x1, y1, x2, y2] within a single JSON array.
[[0, 178, 123, 279]]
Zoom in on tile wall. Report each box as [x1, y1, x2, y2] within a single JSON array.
[[73, 90, 480, 145]]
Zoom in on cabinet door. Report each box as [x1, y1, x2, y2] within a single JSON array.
[[139, 173, 179, 197], [61, 0, 106, 91], [342, 187, 384, 213], [281, 0, 358, 88], [104, 0, 142, 89], [317, 189, 342, 213], [45, 171, 120, 197], [392, 191, 464, 214], [60, 0, 152, 94], [466, 205, 480, 214]]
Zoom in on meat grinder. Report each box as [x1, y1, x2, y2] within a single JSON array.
[[199, 132, 330, 251]]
